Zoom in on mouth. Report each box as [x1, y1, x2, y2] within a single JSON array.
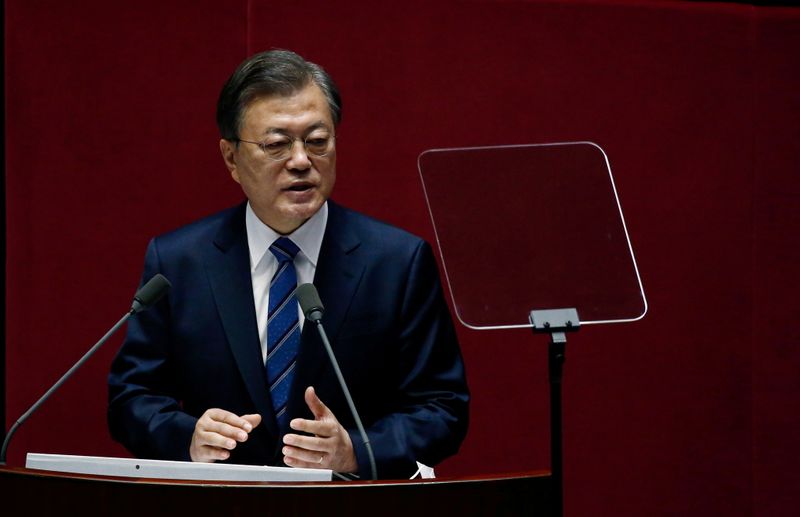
[[283, 182, 315, 193]]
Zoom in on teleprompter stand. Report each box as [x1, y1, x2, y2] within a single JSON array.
[[418, 142, 648, 517], [530, 308, 580, 517]]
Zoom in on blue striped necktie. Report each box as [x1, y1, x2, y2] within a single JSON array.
[[266, 237, 301, 431]]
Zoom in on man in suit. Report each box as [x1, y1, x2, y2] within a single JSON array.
[[108, 50, 469, 479]]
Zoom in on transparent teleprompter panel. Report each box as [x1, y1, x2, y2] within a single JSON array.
[[418, 142, 647, 329]]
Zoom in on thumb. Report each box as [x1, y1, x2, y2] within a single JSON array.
[[304, 386, 329, 419]]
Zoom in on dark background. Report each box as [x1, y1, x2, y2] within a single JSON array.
[[4, 1, 799, 515]]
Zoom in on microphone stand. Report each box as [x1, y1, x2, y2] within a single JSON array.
[[0, 311, 133, 465], [311, 319, 378, 480], [295, 283, 377, 480], [0, 274, 170, 465]]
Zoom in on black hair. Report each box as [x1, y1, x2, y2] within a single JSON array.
[[216, 49, 342, 140]]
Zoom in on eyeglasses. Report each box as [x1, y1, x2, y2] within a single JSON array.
[[236, 132, 336, 161]]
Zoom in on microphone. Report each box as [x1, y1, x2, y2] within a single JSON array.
[[131, 273, 171, 313], [0, 274, 172, 465], [296, 283, 324, 323], [295, 283, 378, 480]]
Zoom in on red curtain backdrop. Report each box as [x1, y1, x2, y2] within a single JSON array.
[[5, 1, 799, 515]]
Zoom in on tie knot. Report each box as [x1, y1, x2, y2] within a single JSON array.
[[269, 237, 300, 264]]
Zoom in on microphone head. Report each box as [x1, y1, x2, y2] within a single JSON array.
[[295, 283, 324, 322], [131, 274, 172, 313]]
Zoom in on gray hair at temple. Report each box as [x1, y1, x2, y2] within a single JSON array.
[[216, 49, 342, 141]]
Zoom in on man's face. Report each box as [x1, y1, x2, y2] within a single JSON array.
[[220, 82, 336, 234]]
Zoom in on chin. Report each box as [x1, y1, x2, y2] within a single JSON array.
[[282, 200, 323, 223]]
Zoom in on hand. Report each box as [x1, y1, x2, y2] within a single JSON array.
[[189, 408, 261, 462], [282, 386, 358, 473]]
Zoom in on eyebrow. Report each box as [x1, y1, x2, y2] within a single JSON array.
[[263, 122, 331, 136]]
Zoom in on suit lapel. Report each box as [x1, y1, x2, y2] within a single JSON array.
[[204, 203, 279, 439]]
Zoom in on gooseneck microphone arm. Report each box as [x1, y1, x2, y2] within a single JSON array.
[[295, 283, 378, 480], [0, 313, 132, 465], [0, 274, 171, 465]]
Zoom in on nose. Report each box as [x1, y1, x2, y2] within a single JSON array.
[[285, 139, 312, 172]]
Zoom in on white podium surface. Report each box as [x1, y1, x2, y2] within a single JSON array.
[[26, 453, 332, 482]]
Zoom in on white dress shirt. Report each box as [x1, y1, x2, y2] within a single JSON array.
[[245, 201, 328, 364]]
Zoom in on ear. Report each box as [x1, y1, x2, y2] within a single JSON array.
[[219, 139, 241, 184]]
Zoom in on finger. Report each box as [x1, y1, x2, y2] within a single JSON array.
[[189, 428, 236, 462], [289, 417, 337, 437], [197, 428, 239, 450], [283, 432, 327, 452], [304, 386, 330, 419], [241, 414, 262, 430], [201, 409, 257, 441], [202, 419, 250, 442], [205, 408, 256, 433], [283, 445, 326, 466], [284, 456, 324, 469], [198, 445, 232, 461]]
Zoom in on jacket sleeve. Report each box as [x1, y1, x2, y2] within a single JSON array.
[[107, 237, 197, 461]]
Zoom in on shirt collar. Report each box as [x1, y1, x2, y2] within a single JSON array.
[[245, 201, 328, 272]]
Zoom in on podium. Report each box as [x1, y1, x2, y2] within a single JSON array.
[[0, 466, 552, 516]]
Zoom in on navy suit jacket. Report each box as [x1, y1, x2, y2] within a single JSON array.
[[108, 201, 469, 479]]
